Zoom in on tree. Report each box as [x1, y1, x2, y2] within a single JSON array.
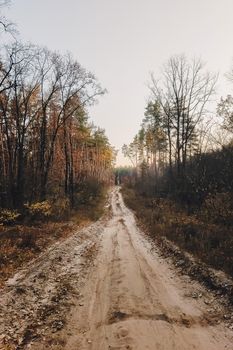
[[0, 43, 113, 208], [0, 0, 16, 37], [34, 48, 104, 199], [122, 135, 140, 168], [217, 95, 233, 133], [149, 55, 217, 176], [142, 100, 167, 176], [0, 43, 40, 206]]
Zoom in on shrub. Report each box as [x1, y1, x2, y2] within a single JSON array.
[[24, 201, 52, 221], [0, 209, 20, 225]]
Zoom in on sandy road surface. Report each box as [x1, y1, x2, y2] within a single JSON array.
[[48, 187, 233, 350], [1, 187, 233, 349]]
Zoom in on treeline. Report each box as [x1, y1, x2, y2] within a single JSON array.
[[114, 166, 135, 185], [123, 55, 233, 209], [122, 55, 233, 276], [0, 3, 114, 212]]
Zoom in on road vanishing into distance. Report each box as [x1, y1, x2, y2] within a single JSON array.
[[0, 187, 233, 349]]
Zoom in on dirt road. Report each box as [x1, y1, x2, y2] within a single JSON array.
[[1, 187, 233, 349]]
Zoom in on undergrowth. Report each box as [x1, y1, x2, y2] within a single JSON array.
[[0, 184, 109, 287], [122, 186, 233, 278]]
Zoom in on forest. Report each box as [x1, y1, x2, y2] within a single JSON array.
[[0, 1, 115, 222], [0, 1, 115, 285], [121, 55, 233, 277]]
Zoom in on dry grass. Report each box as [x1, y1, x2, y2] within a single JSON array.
[[0, 188, 108, 288], [122, 186, 233, 278], [0, 222, 75, 288]]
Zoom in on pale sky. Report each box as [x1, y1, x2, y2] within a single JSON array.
[[5, 0, 233, 165]]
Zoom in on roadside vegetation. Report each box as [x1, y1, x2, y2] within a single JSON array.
[[122, 185, 233, 278], [0, 178, 110, 287], [122, 55, 233, 279], [0, 1, 114, 285]]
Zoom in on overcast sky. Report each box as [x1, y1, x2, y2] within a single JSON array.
[[5, 0, 233, 165]]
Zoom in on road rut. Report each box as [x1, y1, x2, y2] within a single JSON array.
[[57, 188, 233, 350], [1, 187, 233, 349]]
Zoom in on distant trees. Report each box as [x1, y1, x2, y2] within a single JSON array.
[[114, 166, 135, 186], [123, 55, 233, 204], [141, 101, 167, 176], [123, 101, 167, 181], [217, 61, 233, 134], [124, 56, 217, 186], [149, 55, 217, 177], [122, 135, 140, 168], [217, 95, 233, 133]]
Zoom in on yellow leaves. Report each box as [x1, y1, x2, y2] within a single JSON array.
[[0, 209, 20, 225], [24, 201, 52, 220]]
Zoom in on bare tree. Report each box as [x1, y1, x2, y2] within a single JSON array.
[[0, 43, 112, 208], [149, 55, 217, 176], [35, 49, 105, 199], [0, 0, 16, 37], [0, 43, 40, 206]]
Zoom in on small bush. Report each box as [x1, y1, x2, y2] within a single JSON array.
[[0, 209, 20, 225], [24, 201, 52, 221]]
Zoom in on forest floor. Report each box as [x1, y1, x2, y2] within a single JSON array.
[[0, 187, 233, 349]]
